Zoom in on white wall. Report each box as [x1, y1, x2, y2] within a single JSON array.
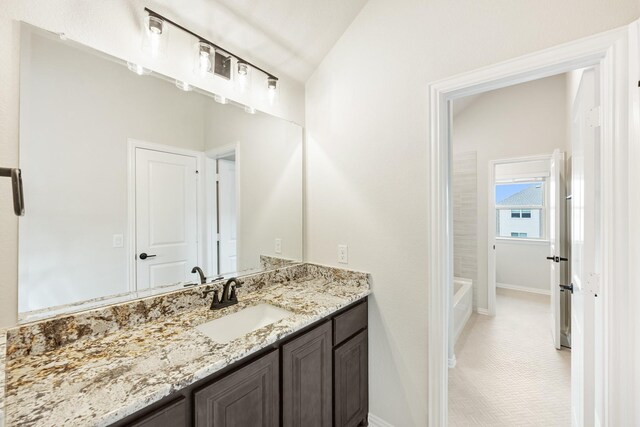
[[204, 104, 303, 273], [304, 2, 638, 425], [19, 29, 208, 312], [496, 241, 550, 292], [453, 75, 568, 311], [0, 0, 305, 327]]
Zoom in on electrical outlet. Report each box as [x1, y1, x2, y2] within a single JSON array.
[[275, 238, 282, 254], [112, 234, 124, 248], [338, 244, 348, 264]]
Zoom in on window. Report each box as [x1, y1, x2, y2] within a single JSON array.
[[495, 182, 545, 239]]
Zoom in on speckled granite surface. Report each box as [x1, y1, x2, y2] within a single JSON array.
[[0, 330, 6, 427], [2, 263, 370, 427], [259, 254, 300, 270], [6, 264, 316, 361]]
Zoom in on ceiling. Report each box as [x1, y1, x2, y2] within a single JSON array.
[[150, 0, 369, 83]]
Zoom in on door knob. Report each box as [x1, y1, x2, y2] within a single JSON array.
[[139, 253, 156, 260], [559, 283, 574, 293]]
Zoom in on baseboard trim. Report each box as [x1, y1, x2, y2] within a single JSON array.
[[369, 413, 394, 427], [497, 282, 551, 295], [477, 307, 490, 315]]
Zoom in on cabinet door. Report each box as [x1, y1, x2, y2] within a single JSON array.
[[129, 398, 187, 427], [334, 330, 368, 427], [282, 321, 332, 427], [194, 350, 279, 427]]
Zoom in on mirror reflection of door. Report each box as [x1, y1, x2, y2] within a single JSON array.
[[135, 146, 199, 290], [217, 157, 237, 274]]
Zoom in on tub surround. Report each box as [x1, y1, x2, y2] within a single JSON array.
[[1, 263, 370, 427]]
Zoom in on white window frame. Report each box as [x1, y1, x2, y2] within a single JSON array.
[[495, 180, 547, 241]]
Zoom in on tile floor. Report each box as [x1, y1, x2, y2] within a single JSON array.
[[449, 288, 571, 426]]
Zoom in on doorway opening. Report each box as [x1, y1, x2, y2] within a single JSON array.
[[428, 24, 636, 426], [206, 144, 240, 277], [127, 139, 204, 294], [448, 72, 577, 423]]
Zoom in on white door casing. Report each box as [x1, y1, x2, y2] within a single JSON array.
[[428, 23, 635, 426], [135, 148, 199, 290], [218, 159, 237, 274], [549, 149, 565, 350], [570, 67, 599, 427]]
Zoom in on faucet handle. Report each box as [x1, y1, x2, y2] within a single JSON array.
[[202, 288, 220, 303]]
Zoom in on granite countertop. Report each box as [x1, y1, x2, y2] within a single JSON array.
[[2, 266, 370, 427]]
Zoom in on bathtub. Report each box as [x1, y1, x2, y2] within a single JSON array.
[[453, 277, 473, 345]]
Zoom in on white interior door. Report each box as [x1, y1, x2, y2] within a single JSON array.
[[570, 67, 599, 427], [549, 149, 565, 349], [135, 148, 198, 290], [218, 158, 237, 274]]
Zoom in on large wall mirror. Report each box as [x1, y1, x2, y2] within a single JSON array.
[[18, 24, 303, 321]]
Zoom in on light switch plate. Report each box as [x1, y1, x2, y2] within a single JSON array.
[[338, 244, 348, 264], [275, 238, 282, 254], [112, 234, 124, 248]]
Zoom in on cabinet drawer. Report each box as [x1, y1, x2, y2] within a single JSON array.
[[129, 397, 187, 427], [333, 301, 367, 346]]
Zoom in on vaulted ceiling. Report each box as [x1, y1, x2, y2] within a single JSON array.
[[150, 0, 369, 83]]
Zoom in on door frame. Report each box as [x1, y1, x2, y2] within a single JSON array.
[[206, 142, 240, 276], [127, 139, 206, 292], [427, 23, 639, 426], [487, 153, 552, 316]]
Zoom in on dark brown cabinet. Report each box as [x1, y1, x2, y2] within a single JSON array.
[[282, 321, 332, 427], [194, 350, 279, 427], [334, 330, 369, 427], [129, 398, 187, 427], [113, 299, 368, 427]]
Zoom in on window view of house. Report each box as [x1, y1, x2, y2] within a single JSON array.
[[495, 182, 544, 239]]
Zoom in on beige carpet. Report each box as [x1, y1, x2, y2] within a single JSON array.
[[448, 288, 571, 426]]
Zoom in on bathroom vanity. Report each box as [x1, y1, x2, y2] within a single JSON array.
[[1, 263, 370, 427], [112, 299, 368, 427]]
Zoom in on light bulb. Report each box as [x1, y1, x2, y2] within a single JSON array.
[[267, 77, 278, 105], [214, 94, 228, 104], [176, 80, 192, 91], [127, 62, 151, 76], [196, 42, 213, 76], [237, 61, 249, 92], [244, 106, 256, 114], [144, 15, 166, 58]]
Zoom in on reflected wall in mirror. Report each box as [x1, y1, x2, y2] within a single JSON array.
[[18, 25, 302, 320]]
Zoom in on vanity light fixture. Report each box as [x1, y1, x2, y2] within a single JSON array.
[[144, 8, 279, 101], [127, 62, 151, 76], [144, 15, 166, 57], [175, 80, 192, 91]]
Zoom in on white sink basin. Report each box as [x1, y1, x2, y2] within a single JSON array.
[[195, 303, 294, 344]]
